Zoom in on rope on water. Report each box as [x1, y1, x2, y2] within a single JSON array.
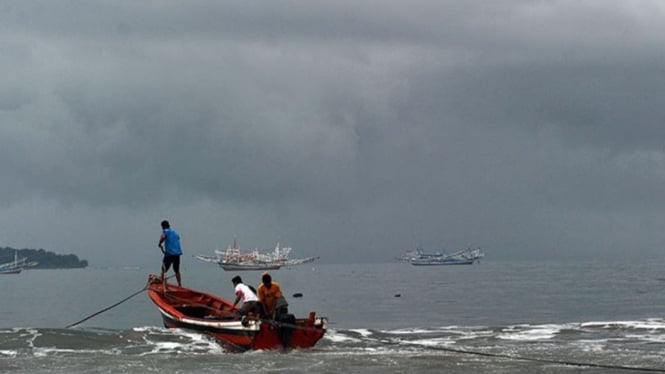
[[65, 275, 173, 328], [385, 338, 665, 373], [65, 283, 149, 328]]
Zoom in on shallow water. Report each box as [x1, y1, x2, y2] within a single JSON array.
[[1, 260, 665, 373]]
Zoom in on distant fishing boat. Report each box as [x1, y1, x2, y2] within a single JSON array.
[[396, 247, 444, 262], [404, 247, 485, 266], [194, 238, 282, 271], [195, 239, 317, 271], [260, 243, 319, 266]]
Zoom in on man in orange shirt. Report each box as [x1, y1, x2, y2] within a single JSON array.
[[257, 272, 287, 319]]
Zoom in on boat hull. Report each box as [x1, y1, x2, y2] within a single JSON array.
[[411, 259, 475, 265], [0, 268, 22, 274], [219, 263, 282, 271], [146, 275, 327, 351]]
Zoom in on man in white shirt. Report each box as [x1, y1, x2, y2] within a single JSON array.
[[231, 275, 259, 316]]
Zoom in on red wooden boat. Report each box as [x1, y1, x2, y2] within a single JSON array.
[[146, 275, 327, 351]]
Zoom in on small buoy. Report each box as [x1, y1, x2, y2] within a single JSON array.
[[394, 294, 401, 297], [292, 293, 303, 298]]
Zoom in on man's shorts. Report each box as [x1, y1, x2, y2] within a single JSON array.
[[162, 255, 181, 273]]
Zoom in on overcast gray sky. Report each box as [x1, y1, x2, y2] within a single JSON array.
[[2, 1, 665, 266]]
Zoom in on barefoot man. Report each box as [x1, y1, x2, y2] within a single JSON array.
[[158, 220, 183, 290]]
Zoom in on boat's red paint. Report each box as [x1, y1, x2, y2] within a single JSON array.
[[146, 275, 327, 351]]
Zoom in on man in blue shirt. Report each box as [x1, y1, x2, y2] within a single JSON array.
[[158, 220, 183, 290]]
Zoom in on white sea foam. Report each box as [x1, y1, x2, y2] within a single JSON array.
[[135, 327, 223, 355], [348, 329, 373, 337], [324, 329, 362, 343], [380, 326, 495, 344], [455, 329, 496, 341], [146, 341, 183, 354], [408, 337, 454, 347], [580, 320, 665, 330], [176, 330, 225, 354], [625, 333, 665, 343], [0, 350, 17, 357], [571, 339, 608, 353], [22, 328, 40, 352], [33, 347, 117, 357], [497, 324, 561, 341], [382, 328, 439, 335], [132, 326, 164, 333]]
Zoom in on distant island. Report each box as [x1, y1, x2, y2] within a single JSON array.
[[0, 247, 88, 269]]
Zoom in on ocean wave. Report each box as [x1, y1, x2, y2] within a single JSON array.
[[324, 329, 363, 343], [325, 318, 665, 351], [133, 326, 225, 355], [1, 318, 663, 359], [496, 324, 564, 341], [0, 350, 17, 358], [0, 326, 225, 358], [580, 318, 665, 330]]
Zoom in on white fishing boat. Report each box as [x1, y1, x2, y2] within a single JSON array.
[[195, 239, 318, 271], [403, 247, 485, 266], [257, 243, 319, 266], [195, 238, 282, 271]]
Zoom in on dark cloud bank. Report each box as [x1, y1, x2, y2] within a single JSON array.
[[1, 1, 665, 265]]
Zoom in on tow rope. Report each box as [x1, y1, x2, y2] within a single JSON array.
[[65, 281, 151, 328], [65, 275, 174, 328]]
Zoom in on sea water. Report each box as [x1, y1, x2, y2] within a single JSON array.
[[1, 259, 665, 373]]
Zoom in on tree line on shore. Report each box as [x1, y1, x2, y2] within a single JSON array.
[[0, 247, 88, 269]]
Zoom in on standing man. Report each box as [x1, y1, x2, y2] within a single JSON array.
[[158, 220, 183, 290]]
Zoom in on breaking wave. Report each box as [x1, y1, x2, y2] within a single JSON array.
[[2, 319, 665, 373]]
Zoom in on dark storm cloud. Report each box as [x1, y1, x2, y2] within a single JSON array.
[[2, 1, 665, 264]]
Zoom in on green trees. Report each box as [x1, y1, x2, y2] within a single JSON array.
[[0, 247, 88, 269]]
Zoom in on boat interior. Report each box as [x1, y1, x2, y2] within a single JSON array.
[[161, 289, 240, 321]]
